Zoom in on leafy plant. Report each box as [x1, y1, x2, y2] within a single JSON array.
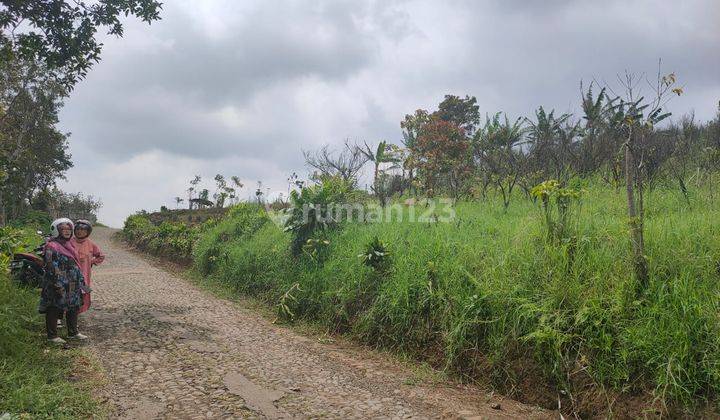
[[531, 180, 583, 244], [358, 236, 391, 272], [284, 176, 352, 255], [302, 237, 331, 263], [275, 282, 302, 323]]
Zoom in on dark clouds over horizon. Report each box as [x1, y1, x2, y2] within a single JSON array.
[[58, 0, 720, 226]]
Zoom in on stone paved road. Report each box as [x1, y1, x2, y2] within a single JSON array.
[[82, 227, 554, 419]]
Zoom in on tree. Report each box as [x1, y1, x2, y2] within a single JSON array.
[[474, 113, 526, 210], [0, 0, 162, 89], [359, 140, 401, 206], [174, 196, 184, 209], [410, 117, 473, 200], [303, 141, 369, 187], [187, 175, 201, 209], [0, 58, 72, 224], [213, 174, 228, 207], [400, 109, 431, 150], [609, 68, 680, 290], [230, 176, 243, 204], [436, 94, 480, 135], [525, 106, 577, 182]]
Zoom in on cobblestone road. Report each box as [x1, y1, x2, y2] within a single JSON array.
[[83, 227, 553, 419]]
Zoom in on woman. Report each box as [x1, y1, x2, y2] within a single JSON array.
[[71, 219, 105, 314], [40, 218, 90, 344]]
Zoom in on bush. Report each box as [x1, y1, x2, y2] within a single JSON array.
[[283, 176, 353, 255], [8, 210, 52, 231], [123, 213, 206, 263]]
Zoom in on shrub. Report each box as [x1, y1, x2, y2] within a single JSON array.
[[123, 213, 202, 263], [283, 175, 353, 255], [531, 179, 583, 243]]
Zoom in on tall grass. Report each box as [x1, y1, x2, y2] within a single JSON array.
[[133, 181, 720, 416]]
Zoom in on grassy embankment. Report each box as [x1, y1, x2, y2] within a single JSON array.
[[0, 225, 102, 419], [123, 180, 720, 417]]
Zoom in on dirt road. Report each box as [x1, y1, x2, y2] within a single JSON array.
[[83, 227, 553, 419]]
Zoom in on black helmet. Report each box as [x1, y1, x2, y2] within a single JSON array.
[[74, 219, 93, 234]]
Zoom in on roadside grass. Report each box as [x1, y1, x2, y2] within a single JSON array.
[[125, 181, 720, 416], [0, 227, 103, 419]]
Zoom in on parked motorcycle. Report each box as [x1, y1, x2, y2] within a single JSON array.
[[9, 231, 47, 288]]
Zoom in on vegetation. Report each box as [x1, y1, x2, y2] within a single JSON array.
[[0, 223, 101, 418], [122, 175, 719, 416], [0, 0, 162, 88], [123, 213, 210, 263]]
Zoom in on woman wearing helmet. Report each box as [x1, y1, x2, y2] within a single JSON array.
[[71, 219, 105, 314], [40, 218, 90, 344]]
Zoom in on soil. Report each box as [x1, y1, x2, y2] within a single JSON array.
[[81, 227, 555, 419]]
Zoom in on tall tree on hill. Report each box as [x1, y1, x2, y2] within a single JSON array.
[[187, 175, 201, 209], [436, 94, 480, 135], [411, 117, 473, 200], [213, 174, 229, 208]]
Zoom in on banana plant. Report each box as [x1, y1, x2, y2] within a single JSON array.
[[360, 141, 401, 206]]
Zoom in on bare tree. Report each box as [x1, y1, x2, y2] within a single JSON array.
[[303, 140, 369, 186], [607, 63, 681, 290]]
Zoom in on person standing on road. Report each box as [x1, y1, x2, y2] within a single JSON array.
[[71, 220, 105, 314], [40, 218, 90, 344]]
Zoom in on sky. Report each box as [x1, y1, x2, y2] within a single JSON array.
[[58, 0, 720, 227]]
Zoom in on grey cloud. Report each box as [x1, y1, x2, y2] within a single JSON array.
[[57, 0, 720, 225]]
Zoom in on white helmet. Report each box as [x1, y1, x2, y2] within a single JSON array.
[[50, 218, 74, 238]]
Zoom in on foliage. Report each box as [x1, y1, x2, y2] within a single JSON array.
[[0, 0, 162, 88], [359, 140, 401, 206], [525, 107, 578, 182], [283, 176, 352, 255], [192, 203, 269, 275], [7, 209, 51, 230], [123, 213, 206, 263], [42, 188, 102, 222], [474, 112, 526, 209], [132, 179, 720, 417], [0, 57, 72, 225], [436, 94, 480, 134], [530, 180, 583, 243], [410, 117, 473, 199], [358, 236, 390, 272]]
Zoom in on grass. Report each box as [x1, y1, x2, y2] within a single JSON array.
[[125, 179, 720, 417], [0, 227, 103, 419]]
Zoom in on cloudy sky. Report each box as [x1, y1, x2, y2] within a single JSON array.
[[58, 0, 720, 226]]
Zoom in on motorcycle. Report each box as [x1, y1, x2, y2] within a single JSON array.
[[9, 231, 48, 288]]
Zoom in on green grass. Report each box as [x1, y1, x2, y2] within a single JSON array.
[[0, 228, 103, 419], [127, 180, 720, 416]]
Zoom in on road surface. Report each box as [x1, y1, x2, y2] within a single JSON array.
[[83, 227, 553, 419]]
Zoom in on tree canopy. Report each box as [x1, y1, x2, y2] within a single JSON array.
[[0, 0, 162, 88]]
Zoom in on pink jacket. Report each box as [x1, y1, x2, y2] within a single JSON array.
[[71, 237, 105, 313]]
